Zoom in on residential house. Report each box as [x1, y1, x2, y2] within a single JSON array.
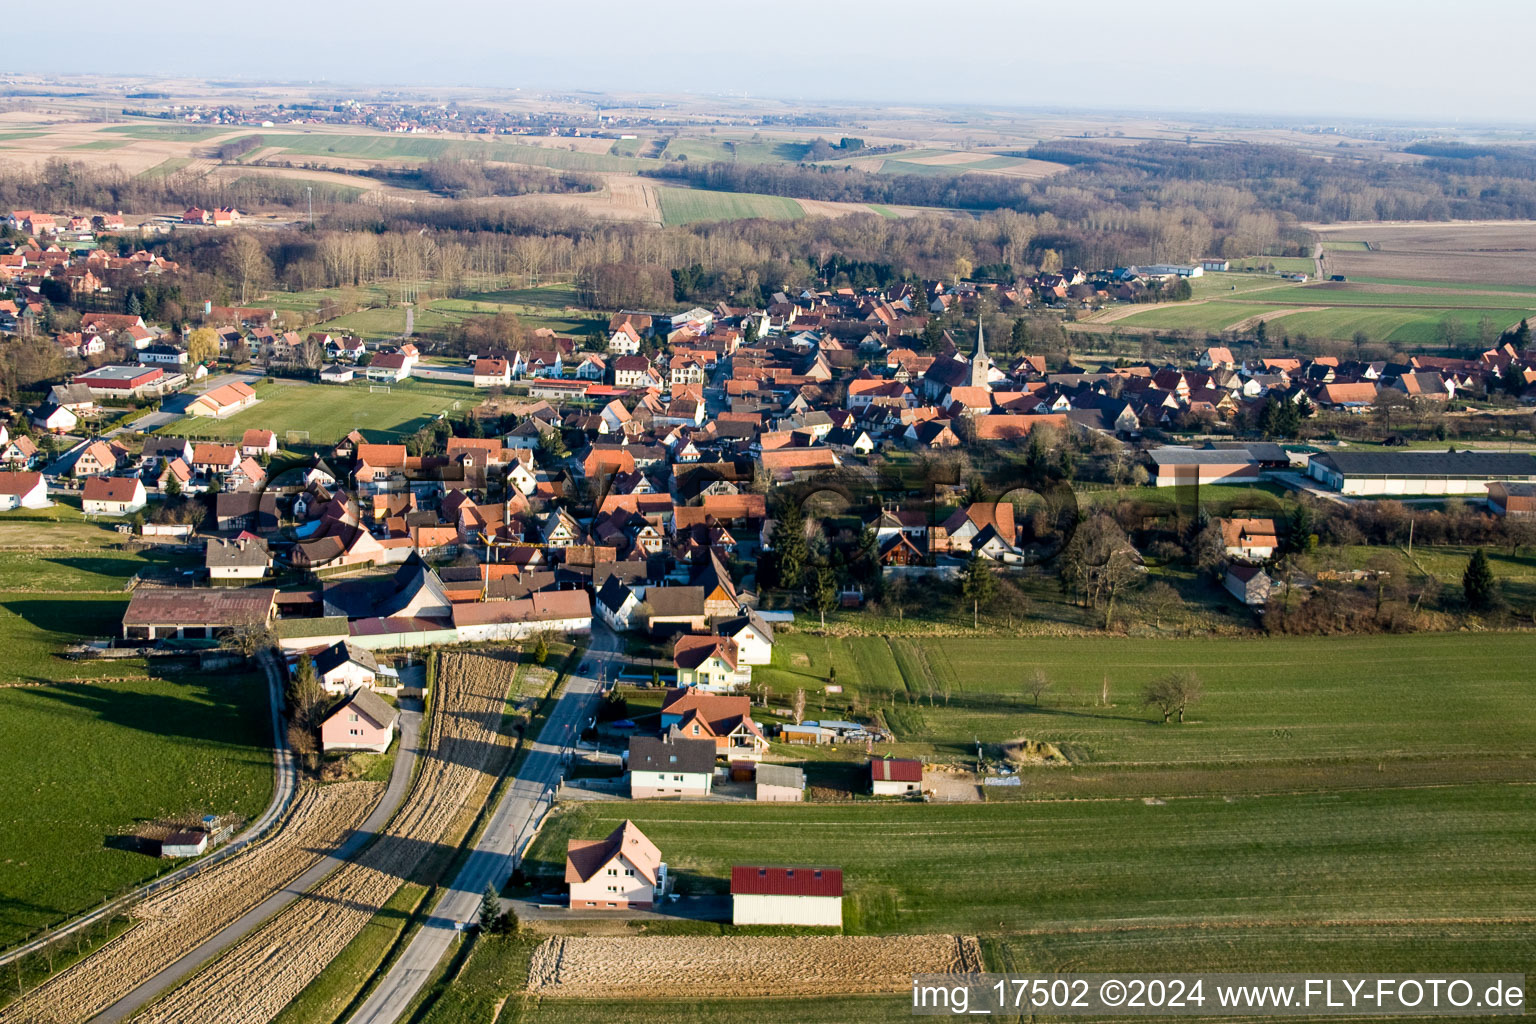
[[628, 735, 716, 798], [319, 688, 397, 754], [659, 689, 766, 761], [73, 439, 124, 477], [82, 476, 147, 515], [712, 609, 774, 665], [0, 471, 48, 511], [672, 634, 750, 693], [241, 429, 277, 457], [473, 357, 511, 388], [205, 536, 272, 583], [311, 640, 381, 695], [1218, 517, 1280, 561], [565, 820, 664, 910]]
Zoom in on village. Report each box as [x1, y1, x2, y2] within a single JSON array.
[[2, 177, 1536, 1020]]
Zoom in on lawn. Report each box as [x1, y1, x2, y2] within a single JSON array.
[[161, 379, 474, 445], [656, 187, 807, 226], [1115, 301, 1285, 333], [0, 671, 274, 948]]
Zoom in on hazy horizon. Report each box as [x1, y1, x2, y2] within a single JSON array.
[[6, 0, 1535, 126]]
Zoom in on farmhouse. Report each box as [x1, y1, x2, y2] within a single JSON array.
[[1148, 447, 1261, 487], [122, 587, 278, 640], [628, 734, 716, 798], [870, 757, 923, 796], [731, 866, 843, 927], [1308, 451, 1536, 496], [319, 688, 397, 754], [81, 476, 146, 515], [0, 471, 48, 510], [565, 820, 664, 910]]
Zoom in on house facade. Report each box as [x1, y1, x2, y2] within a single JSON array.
[[565, 820, 664, 910]]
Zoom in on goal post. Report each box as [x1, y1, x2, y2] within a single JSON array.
[[369, 385, 392, 394], [285, 430, 310, 446]]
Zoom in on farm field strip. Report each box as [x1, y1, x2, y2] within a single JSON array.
[[656, 186, 806, 225], [136, 652, 519, 1024], [0, 782, 380, 1023], [526, 935, 983, 998]]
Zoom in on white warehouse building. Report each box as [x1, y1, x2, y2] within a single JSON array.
[[731, 866, 844, 927]]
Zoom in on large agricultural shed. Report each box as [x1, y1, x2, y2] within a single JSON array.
[[1148, 447, 1262, 487], [730, 865, 844, 926], [1307, 450, 1536, 496], [121, 588, 278, 640]]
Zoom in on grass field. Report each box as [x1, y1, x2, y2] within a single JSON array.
[[748, 631, 1536, 782], [656, 187, 806, 225], [135, 156, 194, 179], [1320, 239, 1370, 251], [1114, 295, 1536, 344], [421, 781, 1535, 1023], [163, 379, 472, 444], [261, 133, 647, 173], [0, 671, 273, 948], [100, 124, 230, 141], [67, 139, 131, 151]]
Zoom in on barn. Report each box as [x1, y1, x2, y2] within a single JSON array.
[[731, 866, 843, 927]]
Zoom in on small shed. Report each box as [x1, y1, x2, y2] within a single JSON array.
[[870, 757, 923, 796], [731, 866, 843, 926], [755, 762, 805, 802], [159, 830, 209, 859]]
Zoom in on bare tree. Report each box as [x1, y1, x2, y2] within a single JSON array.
[[1141, 671, 1203, 724], [1027, 668, 1051, 706], [793, 687, 806, 725], [1142, 581, 1182, 628], [226, 233, 273, 305]]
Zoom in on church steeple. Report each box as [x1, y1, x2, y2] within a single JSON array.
[[969, 319, 991, 389]]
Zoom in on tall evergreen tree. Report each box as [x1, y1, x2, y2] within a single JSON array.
[[1462, 548, 1496, 611]]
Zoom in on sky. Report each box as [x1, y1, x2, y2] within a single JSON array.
[[11, 0, 1536, 124]]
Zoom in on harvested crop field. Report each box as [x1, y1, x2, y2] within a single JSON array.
[[526, 935, 983, 998], [1314, 221, 1536, 285], [136, 652, 520, 1024], [0, 781, 381, 1024]]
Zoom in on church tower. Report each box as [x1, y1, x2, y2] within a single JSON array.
[[968, 319, 991, 390]]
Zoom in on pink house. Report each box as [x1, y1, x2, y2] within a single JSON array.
[[320, 689, 398, 753], [565, 820, 665, 910]]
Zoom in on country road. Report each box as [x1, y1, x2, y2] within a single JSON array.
[[344, 627, 617, 1024], [92, 698, 424, 1023]]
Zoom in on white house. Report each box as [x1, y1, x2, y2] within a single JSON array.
[[473, 357, 512, 388], [596, 577, 643, 631], [82, 476, 146, 515], [607, 322, 642, 355], [713, 610, 774, 666], [205, 536, 272, 582], [628, 735, 715, 799], [0, 471, 48, 511], [731, 866, 843, 927], [565, 820, 665, 910], [310, 640, 381, 695]]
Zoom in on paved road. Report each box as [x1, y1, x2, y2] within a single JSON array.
[[0, 649, 296, 970], [93, 697, 423, 1023], [345, 629, 616, 1024]]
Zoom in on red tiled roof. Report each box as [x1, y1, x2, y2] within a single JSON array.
[[731, 865, 843, 898]]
